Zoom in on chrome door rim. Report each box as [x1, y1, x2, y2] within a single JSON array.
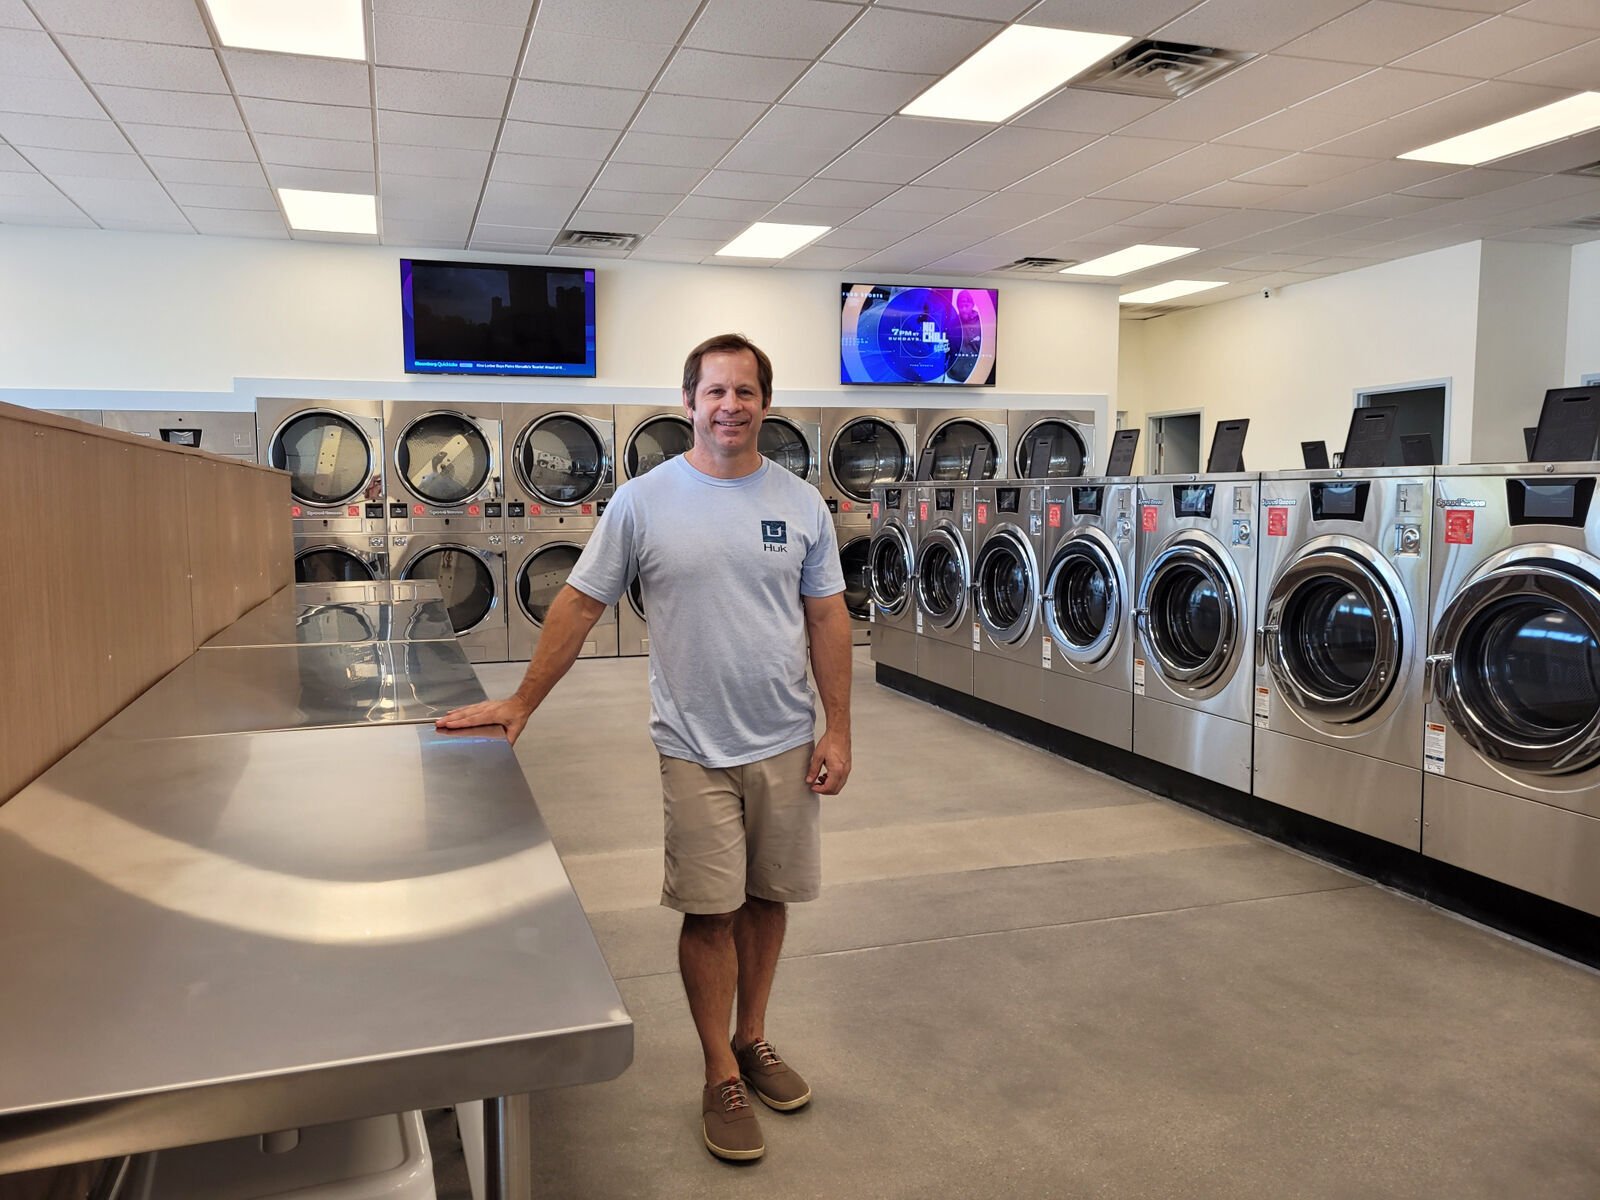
[[269, 408, 376, 507], [625, 414, 693, 478], [915, 523, 969, 629], [400, 541, 499, 634], [760, 414, 815, 480], [516, 540, 583, 626], [1043, 528, 1123, 667], [1013, 417, 1087, 479], [925, 418, 998, 482], [869, 523, 914, 616], [293, 545, 380, 583], [828, 417, 910, 502], [514, 411, 610, 506], [974, 525, 1038, 643], [1136, 540, 1240, 687], [395, 409, 495, 506]]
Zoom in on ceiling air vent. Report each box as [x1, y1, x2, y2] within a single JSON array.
[[1073, 40, 1255, 100], [554, 229, 640, 250], [999, 256, 1078, 273]]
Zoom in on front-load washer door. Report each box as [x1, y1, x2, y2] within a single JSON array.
[[271, 410, 375, 507], [760, 416, 813, 481], [926, 419, 998, 482], [840, 534, 873, 621], [1044, 530, 1124, 669], [974, 527, 1037, 644], [831, 418, 910, 502], [517, 542, 583, 625], [1431, 560, 1600, 776], [915, 524, 969, 629], [515, 414, 607, 506], [625, 415, 692, 478], [397, 413, 493, 505], [1137, 541, 1241, 692], [1015, 419, 1087, 479], [402, 544, 497, 633], [1262, 547, 1402, 724], [295, 545, 380, 584], [868, 523, 914, 617]]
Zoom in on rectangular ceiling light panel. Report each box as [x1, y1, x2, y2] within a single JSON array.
[[715, 222, 831, 259], [1062, 244, 1198, 277], [279, 188, 377, 234], [1400, 92, 1600, 166], [1118, 280, 1225, 304], [204, 0, 367, 60], [902, 25, 1132, 124]]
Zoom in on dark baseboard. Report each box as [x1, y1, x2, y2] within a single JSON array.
[[876, 663, 1600, 971]]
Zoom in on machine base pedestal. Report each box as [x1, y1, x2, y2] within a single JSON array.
[[1254, 729, 1421, 850]]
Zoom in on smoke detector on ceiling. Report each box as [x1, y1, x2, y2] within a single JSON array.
[[1073, 40, 1255, 100], [998, 256, 1079, 273], [554, 229, 641, 250]]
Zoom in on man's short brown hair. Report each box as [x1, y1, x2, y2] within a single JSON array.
[[682, 333, 773, 406]]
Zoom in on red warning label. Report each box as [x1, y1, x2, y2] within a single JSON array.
[[1047, 503, 1063, 528], [1267, 506, 1289, 537], [1141, 505, 1159, 533], [871, 502, 880, 519], [581, 503, 593, 515], [977, 502, 989, 525], [919, 501, 929, 521], [1444, 509, 1475, 544]]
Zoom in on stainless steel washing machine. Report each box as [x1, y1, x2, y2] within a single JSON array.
[[388, 532, 508, 662], [1254, 468, 1433, 848], [1422, 463, 1600, 916], [258, 398, 389, 547], [616, 404, 693, 485], [917, 409, 1009, 482], [1040, 479, 1138, 750], [507, 531, 617, 661], [763, 406, 821, 487], [618, 572, 649, 657], [913, 482, 976, 693], [292, 533, 390, 584], [1009, 410, 1095, 479], [972, 483, 1045, 715], [1132, 472, 1259, 792], [503, 403, 614, 532], [385, 401, 504, 535], [824, 407, 917, 643], [868, 483, 918, 675]]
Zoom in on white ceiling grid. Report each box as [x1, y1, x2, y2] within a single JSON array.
[[0, 0, 1595, 309]]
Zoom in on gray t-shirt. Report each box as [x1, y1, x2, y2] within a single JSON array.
[[566, 455, 844, 768]]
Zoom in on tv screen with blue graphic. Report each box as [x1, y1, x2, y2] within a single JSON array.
[[402, 259, 596, 377], [840, 283, 997, 387]]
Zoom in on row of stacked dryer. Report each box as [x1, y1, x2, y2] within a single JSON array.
[[870, 465, 1600, 920]]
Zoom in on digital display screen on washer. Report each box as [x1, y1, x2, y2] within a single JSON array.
[[1507, 478, 1595, 526], [1072, 486, 1103, 515], [997, 487, 1020, 513], [1310, 481, 1369, 521], [1173, 484, 1214, 518], [840, 283, 998, 386], [401, 259, 596, 377], [885, 487, 902, 509], [935, 488, 955, 511]]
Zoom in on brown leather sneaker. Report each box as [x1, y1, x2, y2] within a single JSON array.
[[733, 1038, 812, 1111], [702, 1076, 764, 1161]]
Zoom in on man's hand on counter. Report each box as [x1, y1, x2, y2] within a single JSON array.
[[435, 698, 533, 745]]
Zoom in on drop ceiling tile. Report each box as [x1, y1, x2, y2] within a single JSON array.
[[377, 110, 497, 151], [1121, 56, 1370, 143], [497, 120, 617, 158], [488, 152, 599, 187], [1173, 207, 1315, 246], [98, 86, 246, 131], [24, 146, 151, 179], [1395, 14, 1597, 75], [876, 184, 990, 213], [951, 190, 1070, 226], [183, 207, 289, 237], [147, 156, 266, 186], [0, 170, 62, 198], [1313, 79, 1573, 158], [915, 129, 1099, 190], [1215, 105, 1380, 152], [636, 235, 727, 255], [380, 143, 488, 178], [1016, 196, 1161, 237], [628, 245, 717, 262], [718, 138, 840, 176], [1015, 89, 1170, 135], [374, 12, 526, 75], [0, 112, 127, 152], [1155, 0, 1367, 52], [1508, 0, 1600, 29], [587, 187, 686, 213], [818, 147, 944, 184], [670, 194, 773, 220], [533, 0, 699, 41], [522, 31, 673, 90], [1299, 252, 1389, 269], [656, 49, 811, 103], [1278, 2, 1488, 65], [1009, 135, 1197, 196], [654, 214, 761, 241], [1335, 192, 1451, 217], [0, 74, 104, 119], [380, 172, 482, 202], [375, 67, 513, 118], [632, 94, 767, 140], [53, 175, 179, 216], [0, 0, 36, 28], [1112, 203, 1235, 230], [762, 201, 860, 225], [94, 216, 193, 233], [477, 181, 584, 225], [378, 217, 471, 247], [773, 245, 870, 269], [253, 133, 372, 171], [1491, 225, 1600, 242], [847, 248, 945, 273], [566, 209, 662, 234], [379, 185, 479, 222], [817, 224, 909, 249], [1300, 68, 1477, 119], [850, 115, 987, 159], [267, 165, 374, 192], [612, 130, 736, 168], [376, 0, 533, 24], [1226, 251, 1325, 269], [824, 8, 999, 73], [506, 82, 643, 129], [0, 144, 27, 170], [687, 0, 861, 58], [1237, 152, 1380, 185], [0, 27, 75, 81], [595, 160, 707, 193], [0, 193, 92, 223], [842, 204, 941, 231], [694, 169, 808, 200], [787, 177, 898, 207], [222, 51, 371, 107], [57, 36, 226, 92], [31, 0, 209, 44], [471, 222, 560, 247], [1180, 180, 1314, 209], [164, 181, 278, 210], [1094, 143, 1284, 203], [1487, 126, 1600, 173], [1284, 158, 1454, 206], [1503, 36, 1600, 89], [1397, 167, 1541, 197], [745, 104, 883, 149], [780, 62, 938, 114]]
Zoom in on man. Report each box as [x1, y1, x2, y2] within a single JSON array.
[[437, 333, 853, 1163]]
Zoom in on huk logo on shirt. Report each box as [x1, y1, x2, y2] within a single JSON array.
[[761, 520, 788, 552]]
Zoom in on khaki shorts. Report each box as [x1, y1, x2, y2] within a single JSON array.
[[659, 743, 821, 915]]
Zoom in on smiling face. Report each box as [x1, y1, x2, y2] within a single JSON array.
[[683, 347, 769, 473]]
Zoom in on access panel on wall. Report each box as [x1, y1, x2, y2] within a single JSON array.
[[841, 284, 997, 387]]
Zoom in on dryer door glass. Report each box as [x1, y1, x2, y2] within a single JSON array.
[[840, 535, 872, 619], [1046, 538, 1119, 663], [832, 418, 909, 501], [518, 544, 581, 625], [927, 420, 998, 481], [1266, 551, 1399, 722], [627, 416, 692, 477], [403, 546, 496, 633], [975, 531, 1034, 641], [517, 415, 605, 505], [1434, 562, 1600, 774], [398, 414, 492, 505], [628, 574, 646, 620], [915, 530, 967, 626], [272, 412, 372, 506], [868, 528, 912, 615], [760, 418, 813, 480], [1016, 420, 1087, 479], [1142, 546, 1236, 685], [295, 547, 379, 584]]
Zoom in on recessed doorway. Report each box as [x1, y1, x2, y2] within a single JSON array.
[[1147, 410, 1201, 474], [1354, 381, 1449, 466]]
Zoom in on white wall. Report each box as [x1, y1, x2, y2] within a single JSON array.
[[0, 225, 1119, 428], [1473, 240, 1571, 465], [1565, 240, 1600, 386], [1118, 244, 1483, 471]]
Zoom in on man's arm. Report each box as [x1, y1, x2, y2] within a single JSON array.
[[435, 584, 608, 744], [803, 591, 853, 795]]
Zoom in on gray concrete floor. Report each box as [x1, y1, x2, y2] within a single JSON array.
[[445, 649, 1600, 1200]]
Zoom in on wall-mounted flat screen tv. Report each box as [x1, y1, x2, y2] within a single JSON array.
[[840, 283, 997, 387], [401, 259, 596, 377]]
